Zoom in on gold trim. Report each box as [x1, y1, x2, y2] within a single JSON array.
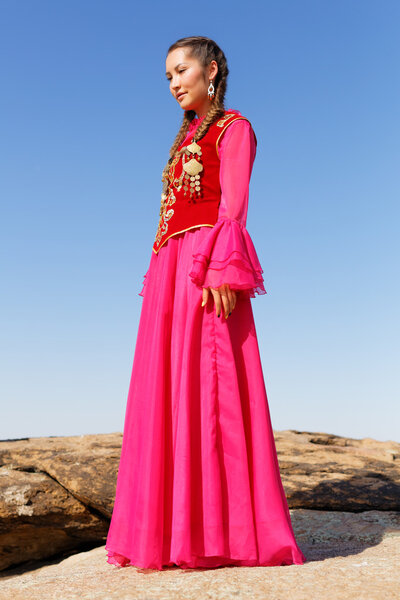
[[216, 112, 238, 127], [153, 223, 215, 254], [216, 116, 253, 159]]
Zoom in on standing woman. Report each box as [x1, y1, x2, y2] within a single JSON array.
[[105, 36, 306, 570]]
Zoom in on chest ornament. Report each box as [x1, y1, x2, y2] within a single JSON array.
[[178, 138, 204, 203], [155, 136, 204, 247]]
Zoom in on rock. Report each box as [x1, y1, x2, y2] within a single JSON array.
[[0, 431, 399, 572], [0, 510, 399, 600], [0, 433, 122, 571], [0, 467, 106, 571], [0, 433, 122, 517], [274, 430, 400, 511]]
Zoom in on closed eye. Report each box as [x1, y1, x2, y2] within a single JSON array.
[[166, 69, 186, 81]]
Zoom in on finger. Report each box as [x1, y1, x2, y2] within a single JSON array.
[[220, 283, 234, 317], [217, 284, 230, 318], [201, 287, 209, 307], [210, 287, 222, 317], [231, 290, 237, 312], [228, 285, 236, 313], [226, 286, 234, 315]]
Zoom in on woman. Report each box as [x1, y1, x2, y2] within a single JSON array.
[[105, 36, 306, 570]]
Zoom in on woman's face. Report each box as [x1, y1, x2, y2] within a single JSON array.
[[165, 48, 217, 115]]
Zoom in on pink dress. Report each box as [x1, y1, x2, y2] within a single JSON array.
[[105, 109, 306, 570]]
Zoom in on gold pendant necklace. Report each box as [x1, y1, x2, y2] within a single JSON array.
[[160, 135, 204, 214], [181, 138, 203, 202]]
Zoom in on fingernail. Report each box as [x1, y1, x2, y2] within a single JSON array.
[[229, 312, 232, 316], [217, 313, 220, 318], [201, 300, 205, 307]]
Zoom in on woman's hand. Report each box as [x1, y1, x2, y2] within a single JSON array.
[[201, 284, 237, 318]]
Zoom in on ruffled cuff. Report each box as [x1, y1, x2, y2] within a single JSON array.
[[188, 217, 267, 299]]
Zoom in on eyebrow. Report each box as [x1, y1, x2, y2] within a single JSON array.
[[165, 62, 188, 76]]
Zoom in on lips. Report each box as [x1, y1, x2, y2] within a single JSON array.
[[177, 92, 187, 101]]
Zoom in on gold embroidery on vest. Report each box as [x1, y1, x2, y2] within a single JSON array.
[[154, 188, 176, 249], [154, 152, 181, 248], [155, 136, 206, 247], [216, 112, 237, 127], [152, 223, 215, 254], [154, 114, 237, 250]]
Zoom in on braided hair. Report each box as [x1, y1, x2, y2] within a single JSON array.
[[162, 36, 229, 182]]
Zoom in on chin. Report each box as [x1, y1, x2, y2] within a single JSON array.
[[181, 96, 194, 108]]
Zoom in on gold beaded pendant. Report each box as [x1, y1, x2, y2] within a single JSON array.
[[159, 136, 204, 218], [182, 139, 203, 202]]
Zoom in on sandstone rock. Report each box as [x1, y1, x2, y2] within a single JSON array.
[[0, 431, 399, 573], [0, 467, 106, 571], [0, 433, 121, 571], [274, 430, 400, 511], [0, 509, 399, 600]]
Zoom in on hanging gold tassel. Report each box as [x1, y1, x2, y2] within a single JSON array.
[[182, 139, 203, 202]]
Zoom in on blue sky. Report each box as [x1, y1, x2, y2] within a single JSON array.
[[1, 0, 399, 442]]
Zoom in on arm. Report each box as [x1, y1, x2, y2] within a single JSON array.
[[188, 118, 266, 308], [217, 118, 257, 225]]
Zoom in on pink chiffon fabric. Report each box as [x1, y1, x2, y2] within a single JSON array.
[[105, 109, 306, 570]]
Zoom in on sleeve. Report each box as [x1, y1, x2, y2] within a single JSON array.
[[188, 118, 267, 299]]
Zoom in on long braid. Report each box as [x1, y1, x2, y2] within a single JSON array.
[[161, 37, 229, 183]]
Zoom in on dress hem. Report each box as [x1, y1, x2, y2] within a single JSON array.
[[105, 544, 307, 571]]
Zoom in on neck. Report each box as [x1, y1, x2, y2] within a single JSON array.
[[195, 98, 213, 119]]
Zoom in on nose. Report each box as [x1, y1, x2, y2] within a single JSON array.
[[170, 76, 180, 90], [171, 84, 182, 99]]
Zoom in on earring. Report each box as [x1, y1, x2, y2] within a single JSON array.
[[207, 79, 215, 100]]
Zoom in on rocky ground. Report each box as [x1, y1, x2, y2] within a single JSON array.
[[0, 431, 399, 599]]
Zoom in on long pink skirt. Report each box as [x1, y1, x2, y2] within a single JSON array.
[[105, 225, 306, 570]]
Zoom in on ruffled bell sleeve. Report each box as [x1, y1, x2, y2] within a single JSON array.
[[188, 118, 266, 299]]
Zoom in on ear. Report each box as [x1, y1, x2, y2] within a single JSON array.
[[209, 60, 218, 80]]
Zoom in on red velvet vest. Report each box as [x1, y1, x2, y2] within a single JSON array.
[[152, 109, 256, 254]]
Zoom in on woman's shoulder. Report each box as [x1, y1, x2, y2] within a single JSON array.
[[223, 107, 252, 123], [216, 110, 258, 159], [219, 108, 257, 144]]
